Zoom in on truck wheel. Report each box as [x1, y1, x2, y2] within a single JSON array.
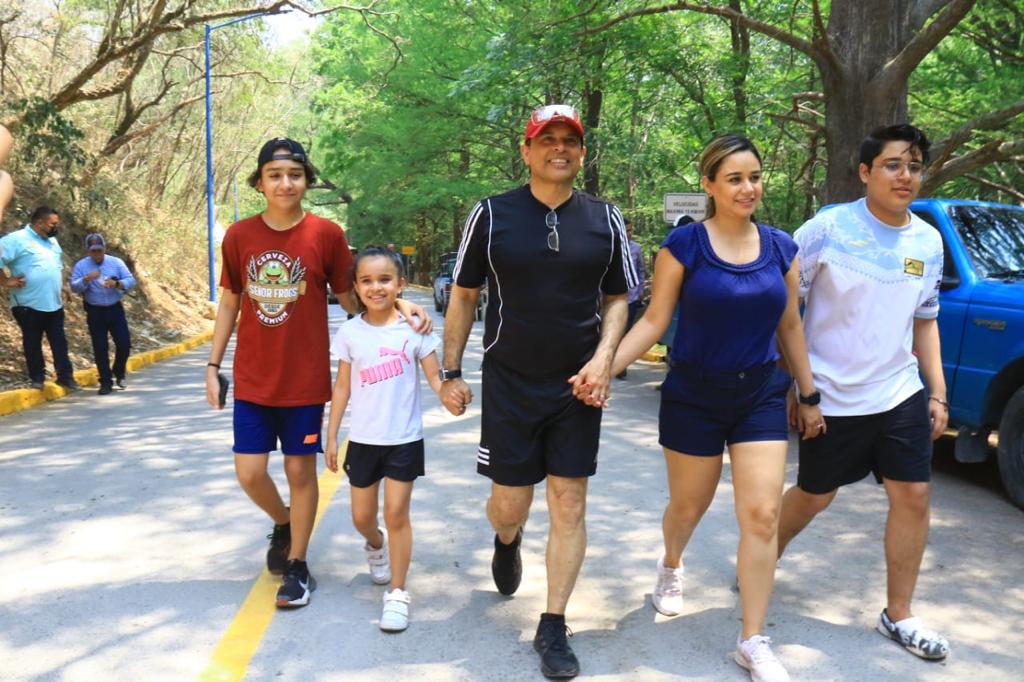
[[997, 386, 1024, 510]]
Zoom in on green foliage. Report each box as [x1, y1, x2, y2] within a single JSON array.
[[10, 97, 88, 169]]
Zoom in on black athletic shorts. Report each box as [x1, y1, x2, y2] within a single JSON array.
[[345, 439, 425, 488], [477, 357, 602, 487], [797, 390, 932, 494]]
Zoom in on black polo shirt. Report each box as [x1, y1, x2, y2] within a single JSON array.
[[454, 185, 638, 377]]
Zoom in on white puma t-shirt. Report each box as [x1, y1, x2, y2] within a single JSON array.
[[330, 315, 440, 445]]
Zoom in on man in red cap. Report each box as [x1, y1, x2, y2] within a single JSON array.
[[440, 105, 638, 679]]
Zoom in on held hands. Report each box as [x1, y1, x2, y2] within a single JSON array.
[[568, 355, 613, 409], [4, 274, 25, 289], [440, 377, 472, 416], [85, 270, 102, 282], [102, 278, 119, 289]]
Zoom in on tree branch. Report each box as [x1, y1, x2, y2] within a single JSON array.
[[929, 96, 1024, 168], [579, 2, 828, 69], [923, 138, 1024, 193], [879, 0, 977, 92], [965, 173, 1024, 202]]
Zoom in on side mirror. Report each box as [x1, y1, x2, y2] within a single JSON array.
[[940, 273, 961, 291]]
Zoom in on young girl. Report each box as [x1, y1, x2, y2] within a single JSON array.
[[325, 247, 442, 632], [610, 134, 822, 682]]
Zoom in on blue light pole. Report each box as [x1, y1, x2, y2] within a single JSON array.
[[204, 12, 272, 302]]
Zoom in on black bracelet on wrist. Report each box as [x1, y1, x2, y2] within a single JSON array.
[[207, 362, 220, 369]]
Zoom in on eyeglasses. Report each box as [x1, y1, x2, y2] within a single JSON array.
[[545, 209, 560, 253], [875, 160, 925, 177]]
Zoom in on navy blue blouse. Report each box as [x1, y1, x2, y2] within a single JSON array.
[[662, 222, 798, 371]]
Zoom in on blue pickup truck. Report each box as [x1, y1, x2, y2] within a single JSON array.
[[910, 199, 1024, 508]]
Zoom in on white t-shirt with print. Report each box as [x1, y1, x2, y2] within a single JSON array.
[[330, 315, 440, 445], [795, 198, 943, 416]]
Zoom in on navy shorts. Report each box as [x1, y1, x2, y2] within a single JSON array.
[[658, 362, 790, 456], [345, 440, 425, 488], [233, 400, 324, 455], [797, 390, 932, 494], [478, 357, 602, 487]]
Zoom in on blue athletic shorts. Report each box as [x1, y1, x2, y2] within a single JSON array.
[[233, 400, 324, 455], [658, 361, 790, 456]]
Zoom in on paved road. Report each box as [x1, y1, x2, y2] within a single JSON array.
[[1, 288, 1022, 681]]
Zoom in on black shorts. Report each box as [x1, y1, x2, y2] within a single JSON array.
[[797, 390, 932, 494], [478, 357, 602, 486], [345, 440, 425, 488]]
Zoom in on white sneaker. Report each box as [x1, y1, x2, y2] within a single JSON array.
[[365, 527, 391, 585], [652, 555, 684, 616], [380, 588, 410, 632], [734, 635, 790, 682]]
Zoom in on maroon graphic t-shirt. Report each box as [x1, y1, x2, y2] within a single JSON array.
[[220, 212, 353, 406]]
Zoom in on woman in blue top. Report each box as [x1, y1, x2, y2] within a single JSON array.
[[610, 134, 822, 682]]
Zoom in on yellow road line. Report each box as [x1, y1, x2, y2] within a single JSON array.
[[199, 443, 347, 682]]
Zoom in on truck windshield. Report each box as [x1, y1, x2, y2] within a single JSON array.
[[949, 205, 1024, 279]]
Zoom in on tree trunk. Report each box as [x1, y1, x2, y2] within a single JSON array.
[[821, 0, 912, 203], [583, 87, 602, 196]]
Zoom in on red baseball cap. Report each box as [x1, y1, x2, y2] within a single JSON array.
[[524, 104, 584, 140]]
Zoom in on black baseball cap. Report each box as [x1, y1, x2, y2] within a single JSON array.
[[256, 137, 309, 169]]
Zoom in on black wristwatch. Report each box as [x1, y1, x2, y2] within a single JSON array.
[[439, 368, 462, 382], [798, 390, 821, 406]]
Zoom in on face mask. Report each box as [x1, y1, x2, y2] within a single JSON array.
[[46, 227, 59, 238]]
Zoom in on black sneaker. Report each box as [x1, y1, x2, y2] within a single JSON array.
[[491, 527, 523, 596], [276, 559, 316, 608], [98, 384, 113, 395], [533, 614, 579, 679], [115, 378, 126, 390], [266, 519, 291, 576], [56, 377, 80, 391], [30, 380, 44, 390]]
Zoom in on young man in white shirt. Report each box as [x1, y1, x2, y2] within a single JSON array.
[[777, 124, 950, 661]]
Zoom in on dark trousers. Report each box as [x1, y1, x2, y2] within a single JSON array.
[[85, 301, 131, 387], [11, 306, 74, 383]]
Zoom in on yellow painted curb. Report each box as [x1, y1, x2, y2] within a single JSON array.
[[0, 327, 214, 417], [641, 348, 666, 362]]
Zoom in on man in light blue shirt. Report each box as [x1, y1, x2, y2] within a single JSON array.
[[1, 206, 78, 390], [70, 232, 136, 394]]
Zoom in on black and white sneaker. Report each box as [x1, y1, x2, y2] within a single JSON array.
[[533, 614, 579, 679], [491, 527, 523, 596], [266, 518, 291, 576], [276, 559, 316, 608], [877, 609, 949, 660]]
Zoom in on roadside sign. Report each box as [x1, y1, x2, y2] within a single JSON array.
[[401, 245, 416, 255], [664, 193, 707, 223]]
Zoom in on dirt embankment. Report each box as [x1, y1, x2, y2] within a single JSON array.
[[0, 252, 212, 391]]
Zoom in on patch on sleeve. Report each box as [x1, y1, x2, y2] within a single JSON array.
[[903, 257, 924, 277], [303, 433, 319, 444]]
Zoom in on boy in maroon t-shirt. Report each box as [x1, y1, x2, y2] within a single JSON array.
[[205, 137, 430, 608]]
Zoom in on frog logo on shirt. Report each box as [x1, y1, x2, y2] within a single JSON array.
[[246, 251, 307, 326]]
